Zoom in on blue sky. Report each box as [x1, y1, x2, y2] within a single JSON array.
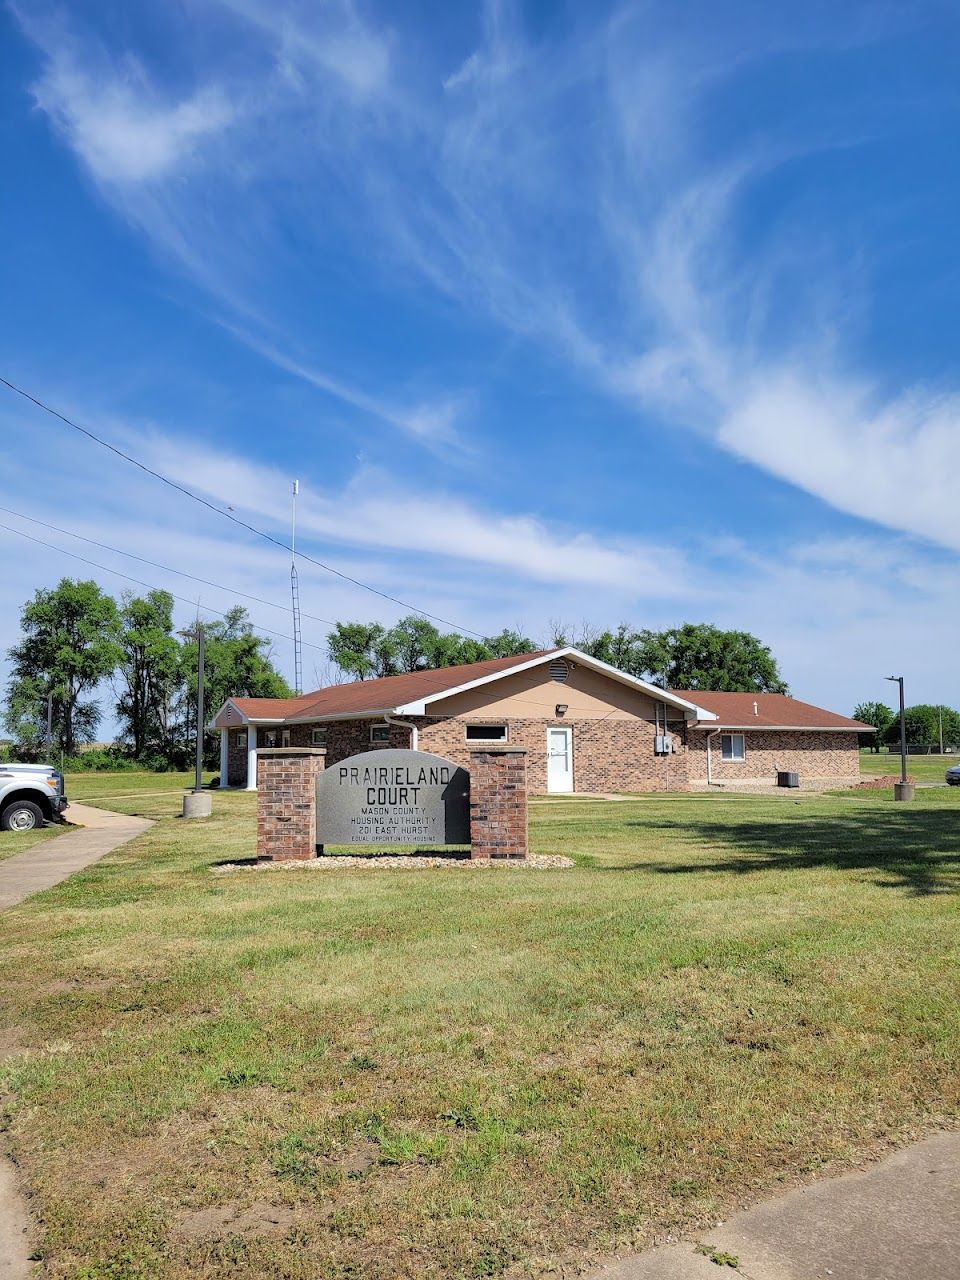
[[1, 0, 958, 720]]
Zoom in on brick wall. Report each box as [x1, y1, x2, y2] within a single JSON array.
[[256, 714, 691, 794], [417, 714, 690, 794], [320, 720, 412, 765], [227, 728, 248, 786], [469, 748, 528, 858], [256, 748, 326, 861], [686, 730, 861, 786]]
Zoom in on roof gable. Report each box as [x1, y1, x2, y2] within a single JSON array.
[[210, 648, 719, 727]]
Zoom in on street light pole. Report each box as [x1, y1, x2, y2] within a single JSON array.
[[179, 623, 212, 820], [885, 675, 912, 801], [194, 623, 205, 796]]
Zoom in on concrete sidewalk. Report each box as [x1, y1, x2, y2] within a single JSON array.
[[0, 803, 152, 910], [589, 1132, 960, 1280]]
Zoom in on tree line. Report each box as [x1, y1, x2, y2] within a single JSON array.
[[4, 577, 814, 769], [2, 580, 289, 767], [853, 700, 960, 752], [328, 618, 789, 692]]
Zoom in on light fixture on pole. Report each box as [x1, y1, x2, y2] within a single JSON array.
[[884, 675, 913, 802], [180, 623, 213, 819]]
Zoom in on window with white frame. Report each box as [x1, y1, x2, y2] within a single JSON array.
[[464, 724, 508, 741], [263, 729, 291, 748], [370, 725, 391, 743], [311, 727, 326, 746], [720, 733, 745, 761], [236, 731, 247, 749]]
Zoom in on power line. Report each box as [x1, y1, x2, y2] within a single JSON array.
[[0, 520, 330, 654], [0, 504, 336, 627], [0, 374, 487, 638]]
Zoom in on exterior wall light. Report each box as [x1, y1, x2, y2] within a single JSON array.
[[555, 704, 568, 717]]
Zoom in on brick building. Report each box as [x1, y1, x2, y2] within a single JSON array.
[[209, 648, 870, 793]]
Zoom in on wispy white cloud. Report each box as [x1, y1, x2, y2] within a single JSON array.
[[16, 7, 236, 184], [210, 0, 391, 98], [129, 429, 692, 593], [12, 0, 459, 454], [222, 325, 469, 452]]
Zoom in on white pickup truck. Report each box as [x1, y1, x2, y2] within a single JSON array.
[[0, 763, 68, 832]]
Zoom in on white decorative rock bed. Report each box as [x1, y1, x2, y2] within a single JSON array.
[[213, 853, 573, 873]]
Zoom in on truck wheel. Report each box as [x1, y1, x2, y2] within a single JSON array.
[[1, 800, 45, 832]]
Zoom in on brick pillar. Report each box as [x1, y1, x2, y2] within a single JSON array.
[[256, 748, 326, 862], [469, 747, 528, 860]]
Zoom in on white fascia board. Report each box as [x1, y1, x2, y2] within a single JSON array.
[[209, 700, 295, 730], [285, 708, 397, 725], [688, 723, 867, 732], [395, 647, 719, 720], [209, 699, 249, 730]]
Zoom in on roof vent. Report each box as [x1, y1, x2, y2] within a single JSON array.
[[753, 701, 759, 716], [549, 658, 570, 683]]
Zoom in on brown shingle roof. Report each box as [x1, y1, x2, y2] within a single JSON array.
[[227, 654, 867, 732], [228, 693, 325, 720], [676, 690, 872, 731]]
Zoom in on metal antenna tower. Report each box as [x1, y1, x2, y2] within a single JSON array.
[[290, 479, 303, 695]]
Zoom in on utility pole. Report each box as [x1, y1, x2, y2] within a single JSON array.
[[45, 692, 53, 760], [885, 675, 913, 801], [939, 705, 944, 755]]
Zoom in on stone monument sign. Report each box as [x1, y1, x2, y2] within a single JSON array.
[[316, 749, 470, 847]]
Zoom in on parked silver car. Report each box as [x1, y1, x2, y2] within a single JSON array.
[[0, 763, 68, 831], [946, 764, 960, 787]]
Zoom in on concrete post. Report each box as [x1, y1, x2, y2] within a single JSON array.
[[219, 729, 230, 788], [256, 747, 326, 861], [469, 747, 528, 859], [245, 724, 258, 791]]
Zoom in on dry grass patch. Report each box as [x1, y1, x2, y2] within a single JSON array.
[[0, 781, 957, 1277]]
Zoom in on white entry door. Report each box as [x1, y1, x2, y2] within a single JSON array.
[[547, 726, 574, 793]]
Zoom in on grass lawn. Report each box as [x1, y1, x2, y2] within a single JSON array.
[[0, 780, 957, 1279], [859, 749, 959, 783], [65, 769, 216, 802]]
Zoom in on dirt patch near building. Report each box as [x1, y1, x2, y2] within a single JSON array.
[[174, 1199, 297, 1243]]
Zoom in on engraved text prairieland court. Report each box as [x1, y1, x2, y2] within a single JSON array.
[[316, 749, 470, 847]]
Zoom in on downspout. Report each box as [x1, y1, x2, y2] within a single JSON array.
[[706, 729, 722, 786], [385, 715, 418, 750]]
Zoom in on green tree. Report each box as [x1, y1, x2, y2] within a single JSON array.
[[179, 607, 293, 765], [484, 628, 538, 658], [883, 704, 960, 751], [116, 591, 179, 760], [3, 579, 122, 757], [388, 617, 444, 672], [632, 624, 788, 692], [327, 622, 398, 680], [327, 617, 540, 680], [853, 701, 894, 752], [565, 624, 646, 675]]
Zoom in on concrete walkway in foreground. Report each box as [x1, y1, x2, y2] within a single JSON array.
[[589, 1132, 960, 1280], [0, 803, 152, 911]]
